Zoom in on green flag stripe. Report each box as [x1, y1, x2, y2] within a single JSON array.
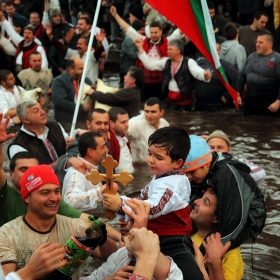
[[217, 66, 229, 83], [190, 0, 211, 54]]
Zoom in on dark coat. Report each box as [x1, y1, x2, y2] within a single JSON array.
[[51, 71, 93, 123], [191, 152, 266, 253]]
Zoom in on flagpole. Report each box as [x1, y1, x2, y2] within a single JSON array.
[[69, 0, 102, 137]]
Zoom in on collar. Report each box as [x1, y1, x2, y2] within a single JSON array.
[[77, 155, 99, 171], [65, 70, 75, 82], [0, 85, 18, 93], [23, 215, 57, 234], [155, 168, 185, 180], [23, 41, 33, 47], [21, 125, 48, 137], [149, 38, 161, 45]]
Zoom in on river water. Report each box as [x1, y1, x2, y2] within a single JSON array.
[[3, 85, 280, 279]]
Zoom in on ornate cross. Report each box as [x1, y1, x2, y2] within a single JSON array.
[[86, 155, 134, 219]]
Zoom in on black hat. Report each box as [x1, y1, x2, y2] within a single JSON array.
[[132, 20, 145, 31]]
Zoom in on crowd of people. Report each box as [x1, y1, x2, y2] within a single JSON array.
[[0, 0, 270, 280]]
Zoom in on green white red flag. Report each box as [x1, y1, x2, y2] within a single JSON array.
[[145, 0, 240, 108]]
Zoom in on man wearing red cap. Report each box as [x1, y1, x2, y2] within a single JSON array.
[[0, 164, 116, 277]]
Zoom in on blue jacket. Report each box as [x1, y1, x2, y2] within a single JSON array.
[[7, 12, 29, 28]]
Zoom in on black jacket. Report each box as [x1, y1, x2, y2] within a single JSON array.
[[191, 152, 266, 252]]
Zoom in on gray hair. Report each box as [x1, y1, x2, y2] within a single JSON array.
[[168, 39, 184, 55], [17, 99, 38, 120]]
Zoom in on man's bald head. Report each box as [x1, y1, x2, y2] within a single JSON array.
[[67, 57, 84, 80]]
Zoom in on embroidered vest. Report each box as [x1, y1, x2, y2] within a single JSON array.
[[15, 40, 39, 69], [136, 37, 168, 84], [162, 57, 195, 104]]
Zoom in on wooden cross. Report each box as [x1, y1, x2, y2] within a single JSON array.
[[86, 155, 134, 219]]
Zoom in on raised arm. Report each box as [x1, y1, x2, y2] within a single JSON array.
[[0, 114, 15, 191], [109, 6, 130, 32], [45, 24, 71, 58], [135, 38, 167, 71], [42, 0, 51, 27], [0, 12, 23, 47], [94, 28, 106, 61]]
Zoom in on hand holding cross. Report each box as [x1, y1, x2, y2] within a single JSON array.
[[86, 155, 134, 219]]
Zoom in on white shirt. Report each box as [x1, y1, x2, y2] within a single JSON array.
[[0, 35, 16, 56], [1, 20, 48, 68], [1, 263, 21, 280], [8, 124, 68, 159], [126, 26, 184, 46], [118, 174, 191, 222], [138, 52, 210, 92], [62, 156, 103, 212], [115, 136, 134, 174], [127, 113, 169, 163], [80, 246, 183, 280], [0, 85, 22, 116], [125, 26, 184, 66]]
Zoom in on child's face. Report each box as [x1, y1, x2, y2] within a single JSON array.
[[147, 144, 182, 175], [185, 164, 210, 184]]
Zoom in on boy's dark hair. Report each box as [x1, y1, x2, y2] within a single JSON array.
[[254, 10, 268, 20], [148, 126, 190, 167], [78, 131, 103, 157], [9, 152, 37, 172], [207, 1, 215, 9], [108, 107, 128, 122], [150, 21, 162, 29], [128, 66, 144, 88], [87, 108, 107, 122], [223, 22, 237, 40], [145, 97, 163, 111]]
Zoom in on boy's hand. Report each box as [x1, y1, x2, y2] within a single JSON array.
[[103, 193, 121, 211]]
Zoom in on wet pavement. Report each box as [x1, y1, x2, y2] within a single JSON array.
[[2, 87, 280, 279]]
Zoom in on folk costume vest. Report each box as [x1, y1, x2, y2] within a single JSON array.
[[162, 57, 195, 105], [15, 40, 39, 70], [136, 37, 168, 84]]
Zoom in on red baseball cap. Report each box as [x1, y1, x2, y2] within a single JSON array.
[[19, 165, 60, 200]]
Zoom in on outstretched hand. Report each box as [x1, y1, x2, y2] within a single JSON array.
[[45, 24, 53, 37], [0, 114, 15, 144], [96, 28, 106, 43]]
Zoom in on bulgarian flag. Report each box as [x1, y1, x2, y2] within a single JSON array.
[[145, 0, 240, 108]]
